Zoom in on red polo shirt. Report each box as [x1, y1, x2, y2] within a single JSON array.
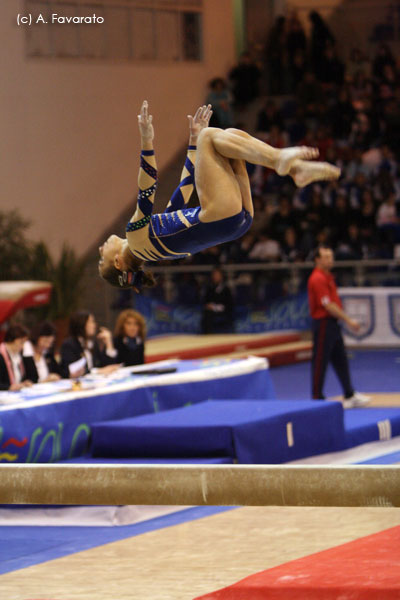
[[307, 267, 342, 319]]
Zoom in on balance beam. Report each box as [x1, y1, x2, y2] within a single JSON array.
[[0, 464, 399, 507]]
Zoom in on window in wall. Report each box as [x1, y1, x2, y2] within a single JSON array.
[[25, 0, 203, 61]]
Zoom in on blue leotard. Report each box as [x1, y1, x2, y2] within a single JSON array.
[[126, 146, 253, 262]]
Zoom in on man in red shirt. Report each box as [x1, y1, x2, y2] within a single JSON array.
[[307, 245, 370, 407]]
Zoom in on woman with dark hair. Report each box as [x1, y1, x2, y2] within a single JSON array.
[[0, 324, 33, 390], [60, 311, 118, 378], [113, 309, 146, 366], [98, 101, 340, 293], [23, 321, 61, 383]]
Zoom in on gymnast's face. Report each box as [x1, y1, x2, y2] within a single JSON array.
[[98, 235, 124, 272]]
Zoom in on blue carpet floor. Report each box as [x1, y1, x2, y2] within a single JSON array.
[[2, 350, 399, 575], [270, 349, 400, 399]]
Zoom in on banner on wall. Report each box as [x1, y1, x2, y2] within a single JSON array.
[[136, 292, 311, 337], [340, 287, 400, 347]]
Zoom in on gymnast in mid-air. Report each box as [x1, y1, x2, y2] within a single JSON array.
[[99, 101, 340, 290]]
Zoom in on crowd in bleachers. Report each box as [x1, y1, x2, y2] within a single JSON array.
[[191, 11, 400, 267]]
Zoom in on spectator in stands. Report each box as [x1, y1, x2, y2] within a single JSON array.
[[60, 311, 119, 378], [376, 193, 400, 234], [349, 111, 375, 151], [296, 71, 324, 122], [281, 227, 304, 262], [286, 11, 307, 92], [269, 195, 298, 243], [201, 268, 234, 334], [318, 42, 345, 90], [330, 191, 353, 244], [372, 43, 396, 84], [358, 190, 377, 242], [113, 309, 146, 366], [328, 87, 356, 140], [336, 223, 364, 260], [0, 324, 33, 391], [249, 231, 281, 261], [288, 48, 308, 93], [256, 99, 284, 133], [264, 16, 287, 95], [304, 185, 332, 234], [349, 70, 373, 108], [23, 321, 61, 383], [229, 52, 261, 108], [381, 99, 400, 158], [308, 11, 336, 79], [286, 11, 307, 60], [205, 78, 234, 129], [347, 47, 371, 80]]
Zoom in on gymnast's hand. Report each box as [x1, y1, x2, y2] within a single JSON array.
[[138, 100, 154, 141], [188, 104, 213, 141]]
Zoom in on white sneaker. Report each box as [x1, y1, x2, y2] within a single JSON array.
[[343, 392, 371, 409]]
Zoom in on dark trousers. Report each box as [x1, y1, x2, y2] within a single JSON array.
[[312, 318, 353, 400]]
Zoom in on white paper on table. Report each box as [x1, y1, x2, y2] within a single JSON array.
[[68, 357, 86, 377]]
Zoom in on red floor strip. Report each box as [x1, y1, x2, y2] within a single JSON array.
[[194, 525, 400, 600]]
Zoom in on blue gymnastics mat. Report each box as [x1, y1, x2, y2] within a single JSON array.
[[91, 399, 346, 463], [344, 407, 400, 448]]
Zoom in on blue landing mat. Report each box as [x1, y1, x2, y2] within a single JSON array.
[[345, 407, 400, 448], [91, 400, 346, 463]]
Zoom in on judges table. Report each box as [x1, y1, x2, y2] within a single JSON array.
[[0, 357, 273, 463]]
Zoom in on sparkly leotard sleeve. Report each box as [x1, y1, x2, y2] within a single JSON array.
[[126, 145, 252, 262]]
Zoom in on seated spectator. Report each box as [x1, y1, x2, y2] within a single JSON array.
[[318, 42, 345, 90], [331, 191, 353, 243], [289, 48, 308, 93], [358, 190, 378, 252], [281, 227, 304, 262], [296, 71, 325, 121], [269, 195, 298, 243], [376, 193, 400, 227], [256, 99, 284, 133], [336, 223, 364, 260], [60, 311, 118, 378], [328, 87, 356, 140], [114, 309, 146, 366], [372, 43, 396, 85], [249, 231, 281, 261], [349, 70, 373, 109], [0, 324, 33, 391], [205, 78, 234, 129], [202, 268, 234, 334], [347, 47, 371, 80], [23, 321, 61, 383]]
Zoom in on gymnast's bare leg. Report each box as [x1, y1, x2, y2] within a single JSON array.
[[195, 126, 340, 222]]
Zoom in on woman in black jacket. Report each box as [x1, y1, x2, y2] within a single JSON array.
[[23, 321, 61, 383], [0, 324, 32, 391], [113, 309, 146, 366], [60, 310, 118, 378]]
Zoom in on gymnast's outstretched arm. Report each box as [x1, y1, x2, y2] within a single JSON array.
[[129, 101, 157, 225], [165, 104, 213, 213]]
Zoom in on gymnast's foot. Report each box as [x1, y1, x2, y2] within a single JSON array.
[[290, 159, 341, 188], [276, 146, 319, 176]]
